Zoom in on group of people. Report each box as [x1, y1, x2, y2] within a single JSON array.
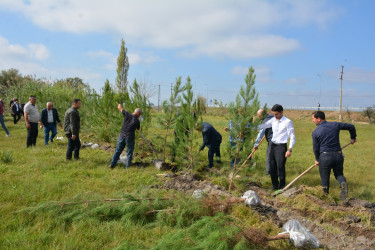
[[1, 97, 357, 200], [194, 104, 356, 201], [1, 95, 82, 160]]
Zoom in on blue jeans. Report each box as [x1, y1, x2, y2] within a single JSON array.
[[110, 136, 135, 168], [0, 115, 10, 135], [44, 123, 57, 145]]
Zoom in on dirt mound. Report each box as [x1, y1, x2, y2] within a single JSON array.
[[156, 174, 375, 249]]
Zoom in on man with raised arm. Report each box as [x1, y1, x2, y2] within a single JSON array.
[[109, 104, 142, 169]]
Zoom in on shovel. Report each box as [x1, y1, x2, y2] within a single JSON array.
[[273, 142, 352, 197]]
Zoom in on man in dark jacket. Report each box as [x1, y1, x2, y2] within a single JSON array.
[[64, 99, 81, 160], [40, 102, 62, 145], [253, 109, 274, 175], [11, 99, 22, 124], [196, 122, 222, 168], [109, 104, 142, 169], [312, 111, 357, 201]]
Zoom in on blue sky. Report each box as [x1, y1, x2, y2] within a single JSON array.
[[0, 0, 374, 108]]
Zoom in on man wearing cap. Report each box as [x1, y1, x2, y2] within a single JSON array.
[[109, 104, 142, 169]]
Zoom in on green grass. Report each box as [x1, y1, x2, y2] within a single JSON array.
[[0, 113, 374, 249]]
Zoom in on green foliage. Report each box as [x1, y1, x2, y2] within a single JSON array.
[[227, 67, 260, 189], [175, 76, 201, 172], [0, 151, 13, 163], [362, 106, 375, 123], [157, 77, 185, 161], [152, 214, 250, 250], [0, 68, 22, 95], [88, 80, 122, 142], [116, 38, 130, 93]]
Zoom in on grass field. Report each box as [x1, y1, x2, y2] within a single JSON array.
[[0, 110, 374, 249]]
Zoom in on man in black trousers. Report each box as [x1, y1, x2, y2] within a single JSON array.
[[11, 99, 22, 124], [312, 111, 357, 201], [64, 99, 81, 160], [258, 104, 296, 190], [24, 95, 41, 147]]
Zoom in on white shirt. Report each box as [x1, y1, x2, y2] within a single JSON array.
[[47, 109, 54, 123], [24, 102, 39, 123], [258, 116, 296, 148]]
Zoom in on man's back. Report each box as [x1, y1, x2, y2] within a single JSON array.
[[312, 121, 356, 154], [120, 111, 140, 139], [64, 107, 80, 134]]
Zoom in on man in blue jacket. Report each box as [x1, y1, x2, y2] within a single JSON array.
[[40, 102, 62, 145], [196, 122, 222, 168], [312, 111, 357, 201]]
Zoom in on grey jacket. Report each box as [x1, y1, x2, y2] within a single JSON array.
[[64, 107, 80, 135]]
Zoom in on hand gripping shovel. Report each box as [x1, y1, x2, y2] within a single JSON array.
[[273, 142, 352, 197]]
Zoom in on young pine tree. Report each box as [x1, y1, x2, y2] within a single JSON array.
[[129, 79, 152, 155], [157, 77, 185, 161], [227, 66, 260, 190], [175, 76, 201, 173]]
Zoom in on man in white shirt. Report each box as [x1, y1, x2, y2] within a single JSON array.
[[258, 104, 296, 190]]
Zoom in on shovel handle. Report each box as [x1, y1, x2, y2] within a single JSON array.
[[274, 141, 353, 197]]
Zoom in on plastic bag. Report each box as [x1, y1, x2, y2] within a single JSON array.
[[281, 219, 320, 248], [241, 190, 261, 207]]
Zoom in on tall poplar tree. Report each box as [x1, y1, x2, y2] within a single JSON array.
[[116, 38, 129, 93]]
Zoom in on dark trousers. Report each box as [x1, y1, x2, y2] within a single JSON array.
[[269, 143, 287, 189], [26, 122, 38, 147], [265, 141, 272, 175], [110, 136, 135, 168], [13, 112, 21, 124], [318, 152, 346, 193], [44, 123, 57, 145], [66, 133, 81, 160], [208, 142, 221, 167]]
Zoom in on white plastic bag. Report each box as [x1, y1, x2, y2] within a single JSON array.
[[241, 190, 261, 207], [281, 219, 320, 248]]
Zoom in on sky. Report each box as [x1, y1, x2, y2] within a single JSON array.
[[0, 0, 374, 109]]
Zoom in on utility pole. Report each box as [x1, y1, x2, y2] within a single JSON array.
[[339, 65, 344, 122], [317, 74, 322, 110], [158, 84, 160, 112]]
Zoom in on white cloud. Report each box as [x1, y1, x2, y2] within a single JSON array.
[[0, 0, 340, 59], [28, 44, 50, 60], [0, 36, 50, 61]]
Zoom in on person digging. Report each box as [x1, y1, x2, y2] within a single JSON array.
[[195, 122, 222, 169], [312, 111, 357, 201]]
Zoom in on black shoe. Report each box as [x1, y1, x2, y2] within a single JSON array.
[[340, 182, 348, 201], [108, 165, 115, 169]]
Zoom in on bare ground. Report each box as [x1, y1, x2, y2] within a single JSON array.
[[153, 173, 375, 249]]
